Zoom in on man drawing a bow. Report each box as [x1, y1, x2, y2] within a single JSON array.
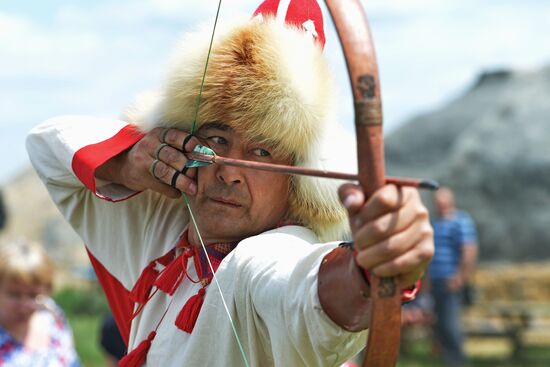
[[27, 0, 434, 365]]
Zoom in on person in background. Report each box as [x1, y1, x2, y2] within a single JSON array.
[[99, 313, 127, 367], [429, 187, 478, 367], [0, 240, 80, 366], [0, 190, 7, 232]]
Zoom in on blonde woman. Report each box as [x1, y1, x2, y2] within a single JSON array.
[[0, 240, 80, 366]]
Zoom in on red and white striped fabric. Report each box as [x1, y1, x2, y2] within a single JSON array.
[[253, 0, 326, 49]]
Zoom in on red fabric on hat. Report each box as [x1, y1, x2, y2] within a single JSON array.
[[253, 0, 281, 17], [253, 0, 326, 49], [285, 0, 325, 48]]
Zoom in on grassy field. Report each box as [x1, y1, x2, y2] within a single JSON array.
[[68, 315, 105, 367], [397, 340, 550, 366], [65, 318, 550, 367], [55, 286, 550, 367]]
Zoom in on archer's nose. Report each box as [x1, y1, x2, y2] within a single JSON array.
[[216, 164, 243, 185]]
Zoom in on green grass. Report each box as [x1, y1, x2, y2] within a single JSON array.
[[396, 339, 550, 367], [54, 286, 109, 316], [54, 286, 110, 367], [67, 314, 105, 367]]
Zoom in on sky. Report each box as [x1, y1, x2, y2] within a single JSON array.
[[1, 0, 550, 184]]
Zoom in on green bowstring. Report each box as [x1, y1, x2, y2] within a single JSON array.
[[184, 195, 250, 367], [189, 0, 222, 136], [182, 1, 251, 366]]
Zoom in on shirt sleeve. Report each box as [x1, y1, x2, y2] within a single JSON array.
[[27, 115, 144, 202], [26, 116, 189, 289], [458, 212, 478, 245], [225, 226, 367, 366]]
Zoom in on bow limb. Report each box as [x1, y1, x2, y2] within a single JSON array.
[[324, 1, 401, 366]]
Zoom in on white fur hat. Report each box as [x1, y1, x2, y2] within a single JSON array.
[[126, 3, 354, 242]]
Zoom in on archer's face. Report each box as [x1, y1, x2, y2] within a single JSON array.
[[186, 123, 292, 245]]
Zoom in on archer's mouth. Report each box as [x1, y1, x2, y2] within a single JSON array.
[[209, 197, 243, 208]]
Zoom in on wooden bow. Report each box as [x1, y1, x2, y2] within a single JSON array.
[[324, 1, 402, 366]]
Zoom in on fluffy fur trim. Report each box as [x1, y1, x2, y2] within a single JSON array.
[[126, 18, 353, 242]]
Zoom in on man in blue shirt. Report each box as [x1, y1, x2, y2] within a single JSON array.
[[429, 187, 478, 367]]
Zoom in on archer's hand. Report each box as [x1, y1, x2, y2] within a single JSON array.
[[96, 127, 200, 198], [446, 273, 465, 292], [339, 184, 434, 289]]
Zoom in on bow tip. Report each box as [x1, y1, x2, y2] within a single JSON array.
[[419, 179, 440, 191]]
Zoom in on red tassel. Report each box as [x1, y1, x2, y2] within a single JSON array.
[[129, 263, 159, 304], [119, 331, 156, 367], [155, 248, 194, 295], [154, 257, 183, 295], [175, 288, 206, 333]]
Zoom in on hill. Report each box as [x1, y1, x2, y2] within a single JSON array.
[[386, 66, 550, 261], [0, 168, 87, 269]]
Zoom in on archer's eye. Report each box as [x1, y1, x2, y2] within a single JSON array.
[[252, 148, 271, 157], [208, 136, 228, 145]]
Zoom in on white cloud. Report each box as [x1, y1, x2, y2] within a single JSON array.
[[0, 12, 31, 32]]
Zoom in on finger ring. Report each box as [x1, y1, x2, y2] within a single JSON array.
[[160, 128, 171, 144], [181, 166, 189, 175], [171, 170, 181, 189], [149, 159, 161, 179], [182, 134, 194, 153], [155, 143, 169, 160]]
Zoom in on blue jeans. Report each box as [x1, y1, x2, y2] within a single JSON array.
[[431, 279, 468, 367]]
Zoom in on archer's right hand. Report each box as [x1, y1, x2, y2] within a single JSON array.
[[96, 127, 200, 198]]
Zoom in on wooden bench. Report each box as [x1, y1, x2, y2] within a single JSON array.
[[463, 302, 550, 358]]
